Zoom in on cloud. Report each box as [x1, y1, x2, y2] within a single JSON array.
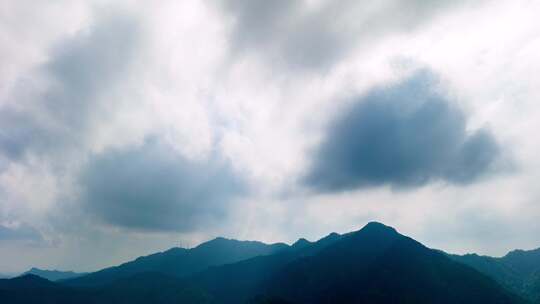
[[216, 0, 470, 71], [1, 0, 539, 273], [0, 223, 44, 244], [0, 11, 140, 162], [78, 137, 246, 232], [304, 70, 501, 192]]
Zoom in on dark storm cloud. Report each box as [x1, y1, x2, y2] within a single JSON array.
[[216, 0, 469, 70], [78, 137, 247, 232], [0, 12, 139, 162], [304, 70, 501, 192], [0, 224, 44, 243]]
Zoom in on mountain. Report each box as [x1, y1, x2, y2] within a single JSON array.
[[0, 222, 527, 303], [64, 237, 288, 287], [23, 268, 86, 281], [0, 274, 89, 304], [452, 248, 540, 303], [184, 222, 523, 304], [181, 231, 347, 303], [0, 274, 60, 290], [0, 273, 211, 304]]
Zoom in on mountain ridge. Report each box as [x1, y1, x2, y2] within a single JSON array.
[[0, 222, 533, 304], [23, 268, 86, 281], [452, 246, 540, 303], [64, 237, 288, 287], [175, 221, 524, 303]]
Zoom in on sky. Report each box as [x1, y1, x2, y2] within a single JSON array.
[[1, 0, 540, 273]]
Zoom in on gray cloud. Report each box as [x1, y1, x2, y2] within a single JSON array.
[[0, 224, 44, 244], [216, 0, 469, 71], [304, 70, 501, 192], [78, 137, 246, 232], [0, 11, 139, 162]]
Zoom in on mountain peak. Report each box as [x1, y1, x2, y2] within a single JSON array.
[[318, 232, 341, 243], [208, 236, 230, 243], [505, 247, 540, 258], [194, 237, 234, 249], [11, 273, 54, 285], [292, 238, 311, 249], [361, 221, 397, 233]]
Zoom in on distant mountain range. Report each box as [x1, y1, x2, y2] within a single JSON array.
[[0, 222, 537, 303], [451, 248, 540, 303], [64, 237, 287, 287], [23, 268, 86, 281]]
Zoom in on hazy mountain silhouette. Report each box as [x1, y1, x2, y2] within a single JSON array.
[[184, 222, 523, 304], [181, 230, 347, 303], [0, 274, 59, 290], [64, 237, 288, 287], [0, 222, 529, 303], [0, 274, 89, 304], [23, 268, 86, 281], [452, 248, 540, 303]]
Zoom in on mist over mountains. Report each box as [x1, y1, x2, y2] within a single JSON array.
[[1, 222, 538, 303]]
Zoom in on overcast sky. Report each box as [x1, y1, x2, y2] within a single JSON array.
[[1, 0, 540, 273]]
